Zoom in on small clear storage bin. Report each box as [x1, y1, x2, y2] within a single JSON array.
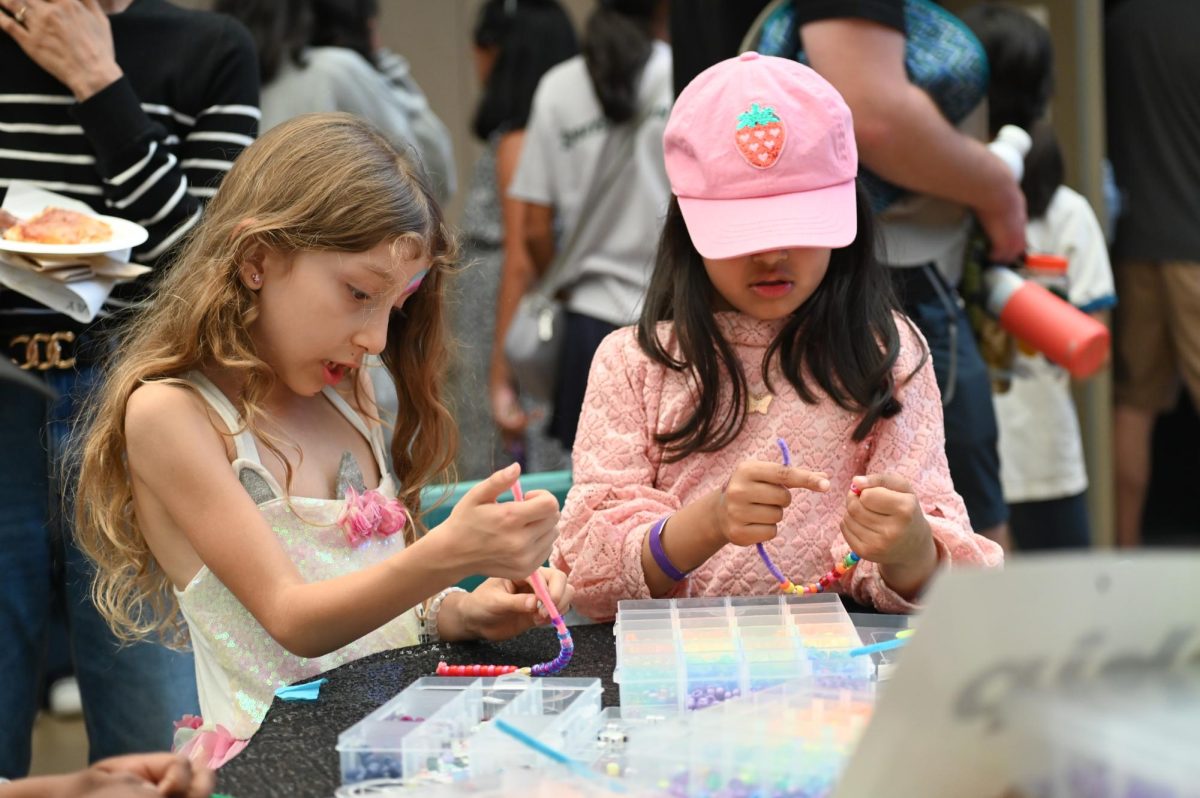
[[336, 676, 602, 785], [613, 594, 872, 715]]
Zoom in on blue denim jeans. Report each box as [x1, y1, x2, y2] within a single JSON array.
[[0, 364, 199, 777], [891, 264, 1008, 532]]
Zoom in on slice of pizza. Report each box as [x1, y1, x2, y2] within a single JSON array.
[[0, 209, 17, 234], [3, 206, 113, 245]]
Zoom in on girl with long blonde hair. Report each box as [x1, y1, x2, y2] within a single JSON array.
[[73, 113, 571, 766]]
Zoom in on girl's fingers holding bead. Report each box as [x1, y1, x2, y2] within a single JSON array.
[[851, 473, 913, 494], [845, 494, 888, 527], [840, 515, 881, 558], [858, 486, 922, 521]]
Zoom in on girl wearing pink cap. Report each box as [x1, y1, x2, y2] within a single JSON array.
[[552, 53, 1003, 621]]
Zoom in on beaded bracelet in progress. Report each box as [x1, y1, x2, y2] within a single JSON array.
[[757, 438, 861, 595], [435, 480, 574, 677]]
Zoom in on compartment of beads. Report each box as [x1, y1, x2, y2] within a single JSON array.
[[613, 594, 871, 715], [336, 676, 601, 785]]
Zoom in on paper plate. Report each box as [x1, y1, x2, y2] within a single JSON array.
[[0, 212, 149, 256]]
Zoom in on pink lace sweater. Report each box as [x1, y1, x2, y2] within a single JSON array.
[[552, 312, 1003, 621]]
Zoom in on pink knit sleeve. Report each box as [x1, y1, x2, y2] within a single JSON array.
[[551, 330, 680, 622], [846, 318, 1004, 613]]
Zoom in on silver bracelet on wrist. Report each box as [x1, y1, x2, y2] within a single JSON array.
[[419, 586, 466, 643]]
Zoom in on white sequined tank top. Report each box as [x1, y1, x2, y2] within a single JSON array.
[[175, 373, 421, 740]]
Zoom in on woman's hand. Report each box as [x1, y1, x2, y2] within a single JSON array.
[[439, 463, 560, 581], [717, 460, 830, 546], [445, 567, 574, 642], [0, 0, 124, 101], [840, 473, 938, 599]]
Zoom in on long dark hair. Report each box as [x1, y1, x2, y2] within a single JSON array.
[[1021, 120, 1065, 219], [960, 3, 1054, 137], [472, 0, 579, 140], [960, 4, 1060, 219], [582, 0, 663, 124], [309, 0, 379, 66], [637, 183, 922, 462], [216, 0, 313, 84]]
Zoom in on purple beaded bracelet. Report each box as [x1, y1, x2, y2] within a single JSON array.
[[649, 514, 691, 582]]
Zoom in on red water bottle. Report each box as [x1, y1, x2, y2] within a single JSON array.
[[982, 265, 1110, 378]]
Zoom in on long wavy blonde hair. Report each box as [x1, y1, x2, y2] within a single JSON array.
[[73, 113, 459, 646]]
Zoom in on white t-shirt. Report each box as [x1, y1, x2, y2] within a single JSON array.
[[508, 42, 673, 327], [993, 185, 1116, 503]]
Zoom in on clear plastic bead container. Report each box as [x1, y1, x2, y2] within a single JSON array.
[[336, 675, 602, 785], [613, 594, 872, 716]]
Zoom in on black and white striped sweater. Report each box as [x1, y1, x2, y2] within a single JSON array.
[[0, 0, 259, 316]]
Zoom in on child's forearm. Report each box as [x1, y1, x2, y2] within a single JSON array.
[[640, 490, 727, 597], [429, 590, 476, 642], [265, 532, 467, 658], [878, 535, 939, 601]]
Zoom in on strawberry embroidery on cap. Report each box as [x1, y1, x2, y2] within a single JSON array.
[[735, 102, 786, 169]]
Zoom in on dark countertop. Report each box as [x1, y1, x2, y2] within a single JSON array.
[[217, 622, 619, 798]]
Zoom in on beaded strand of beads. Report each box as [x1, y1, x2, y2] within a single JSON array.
[[754, 438, 861, 595], [435, 480, 574, 678]]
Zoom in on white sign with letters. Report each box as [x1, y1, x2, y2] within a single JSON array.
[[836, 552, 1200, 798]]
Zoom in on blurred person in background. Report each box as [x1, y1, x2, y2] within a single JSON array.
[[963, 3, 1115, 551], [0, 0, 257, 774], [1106, 0, 1200, 548], [502, 0, 673, 451], [217, 0, 454, 204], [450, 0, 578, 480]]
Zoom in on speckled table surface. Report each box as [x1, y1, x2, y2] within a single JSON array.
[[216, 622, 618, 798]]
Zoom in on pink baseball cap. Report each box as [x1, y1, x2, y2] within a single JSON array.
[[664, 52, 859, 260]]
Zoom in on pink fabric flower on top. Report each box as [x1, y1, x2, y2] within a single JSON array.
[[338, 487, 410, 546], [174, 714, 203, 731], [176, 723, 248, 769]]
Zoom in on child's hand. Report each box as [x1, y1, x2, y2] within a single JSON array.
[[27, 752, 215, 798], [840, 473, 938, 597], [443, 463, 560, 581], [718, 460, 830, 546], [458, 567, 575, 642]]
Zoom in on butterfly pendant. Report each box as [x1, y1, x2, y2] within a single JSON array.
[[748, 392, 774, 415]]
